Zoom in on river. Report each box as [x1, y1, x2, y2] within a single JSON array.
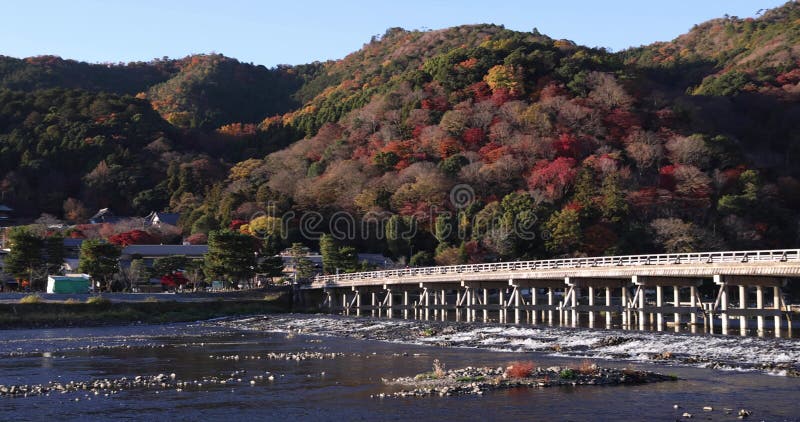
[[1, 315, 799, 421]]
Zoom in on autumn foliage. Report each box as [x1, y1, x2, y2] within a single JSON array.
[[108, 230, 159, 246], [505, 361, 536, 378]]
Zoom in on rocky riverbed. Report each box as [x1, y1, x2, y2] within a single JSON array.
[[381, 362, 677, 398], [212, 315, 800, 377], [0, 370, 280, 399]]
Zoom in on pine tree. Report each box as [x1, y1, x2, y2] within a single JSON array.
[[4, 227, 44, 289], [337, 246, 359, 273], [288, 243, 314, 282], [319, 234, 341, 274], [258, 236, 285, 281], [600, 173, 628, 223], [544, 209, 582, 254], [204, 230, 256, 289], [43, 235, 65, 276]]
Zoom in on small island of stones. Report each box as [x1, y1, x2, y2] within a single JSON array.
[[381, 360, 677, 398]]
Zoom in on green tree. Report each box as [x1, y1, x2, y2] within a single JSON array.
[[319, 234, 341, 274], [153, 255, 190, 278], [410, 251, 434, 266], [718, 169, 760, 215], [337, 246, 360, 273], [288, 242, 315, 283], [385, 215, 412, 259], [599, 174, 628, 223], [78, 239, 121, 292], [572, 169, 597, 213], [192, 213, 219, 234], [4, 227, 44, 289], [43, 235, 66, 276], [258, 236, 285, 281], [204, 230, 257, 289], [544, 208, 582, 254]]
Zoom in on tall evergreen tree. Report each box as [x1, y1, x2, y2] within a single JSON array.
[[4, 227, 44, 289], [288, 242, 314, 282], [204, 230, 256, 288], [43, 235, 66, 276], [258, 236, 285, 281], [337, 246, 360, 273], [319, 234, 341, 274], [599, 173, 628, 223]]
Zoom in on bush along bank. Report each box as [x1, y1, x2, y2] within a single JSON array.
[[0, 295, 292, 329]]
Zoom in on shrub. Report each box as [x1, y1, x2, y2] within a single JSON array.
[[505, 361, 535, 378], [86, 296, 111, 305], [432, 359, 446, 378], [559, 368, 576, 379], [577, 359, 596, 374], [19, 294, 41, 304], [420, 328, 436, 337]]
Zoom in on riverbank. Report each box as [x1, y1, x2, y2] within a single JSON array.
[[0, 294, 292, 329]]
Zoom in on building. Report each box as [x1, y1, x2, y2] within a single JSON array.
[[46, 274, 91, 294], [89, 208, 123, 225], [0, 204, 14, 226], [143, 211, 180, 227], [120, 244, 209, 267]]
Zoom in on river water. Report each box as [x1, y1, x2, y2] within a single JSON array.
[[0, 315, 799, 421]]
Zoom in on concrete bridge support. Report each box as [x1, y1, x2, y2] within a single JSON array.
[[631, 276, 705, 330], [564, 277, 628, 328], [508, 279, 565, 325], [713, 275, 788, 336]]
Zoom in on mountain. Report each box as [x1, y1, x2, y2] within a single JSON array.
[[143, 54, 314, 130], [0, 55, 178, 94], [622, 1, 800, 97], [188, 8, 800, 262], [2, 2, 800, 264]]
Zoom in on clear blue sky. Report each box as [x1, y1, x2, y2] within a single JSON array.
[[1, 0, 787, 67]]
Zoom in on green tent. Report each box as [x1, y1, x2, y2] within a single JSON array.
[[47, 275, 91, 294]]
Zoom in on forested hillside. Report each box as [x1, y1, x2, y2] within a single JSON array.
[[622, 3, 800, 96], [2, 1, 800, 266]]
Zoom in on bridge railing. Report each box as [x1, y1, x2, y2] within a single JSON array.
[[313, 249, 800, 287]]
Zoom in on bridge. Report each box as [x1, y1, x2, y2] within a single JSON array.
[[299, 249, 798, 335]]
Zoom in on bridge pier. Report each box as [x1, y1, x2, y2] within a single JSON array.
[[774, 286, 782, 335], [711, 275, 789, 336], [353, 287, 361, 316], [632, 276, 705, 330], [499, 288, 506, 323], [621, 285, 630, 327], [508, 279, 564, 325]]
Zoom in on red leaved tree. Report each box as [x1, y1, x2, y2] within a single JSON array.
[[527, 157, 578, 202], [108, 230, 159, 246]]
